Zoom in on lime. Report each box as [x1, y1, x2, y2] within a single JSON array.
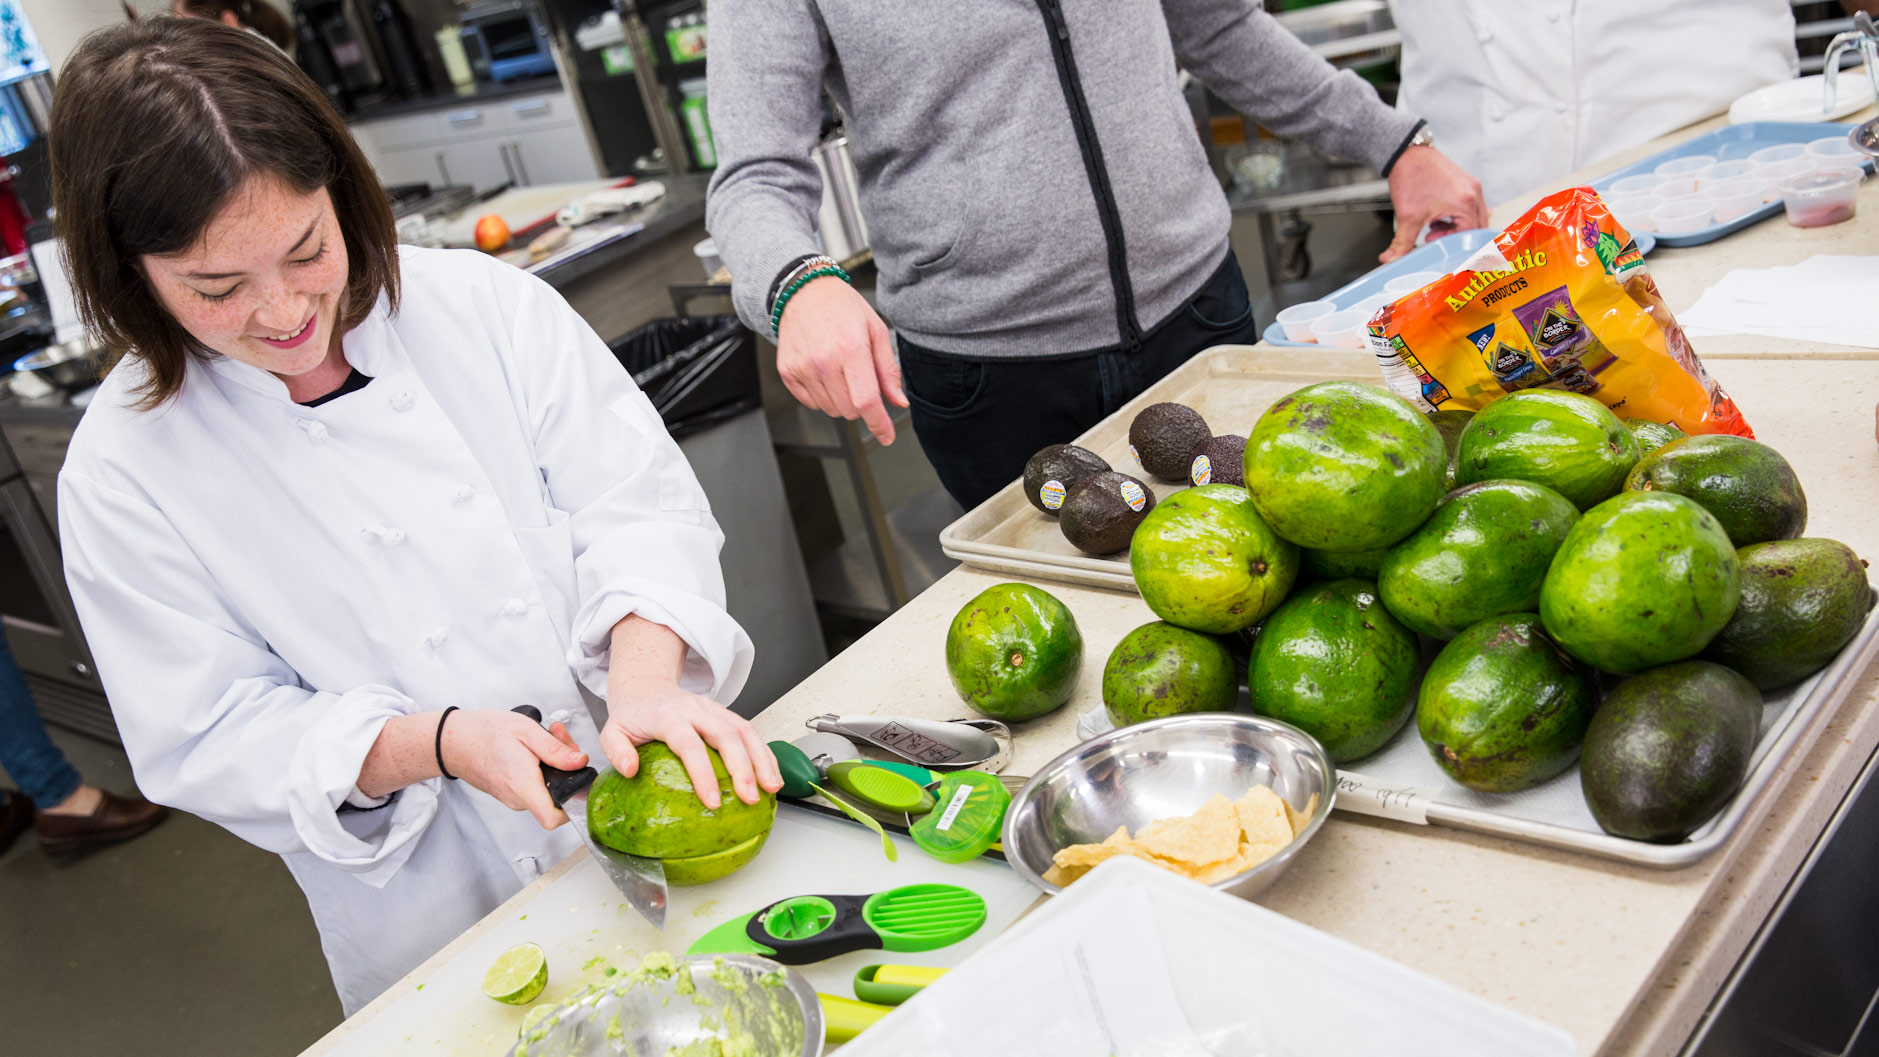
[[483, 942, 548, 1005]]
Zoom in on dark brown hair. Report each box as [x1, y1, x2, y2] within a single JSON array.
[[174, 1, 296, 54], [50, 18, 397, 408]]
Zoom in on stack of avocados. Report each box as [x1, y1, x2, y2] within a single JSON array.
[[1093, 381, 1871, 845]]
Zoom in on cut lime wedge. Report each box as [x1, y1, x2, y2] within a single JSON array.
[[484, 942, 548, 1005]]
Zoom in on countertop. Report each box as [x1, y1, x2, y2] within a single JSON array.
[[295, 111, 1879, 1056], [345, 74, 566, 125], [520, 172, 709, 291]]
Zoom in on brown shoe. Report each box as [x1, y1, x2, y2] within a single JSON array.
[[37, 789, 169, 856], [0, 791, 32, 855]]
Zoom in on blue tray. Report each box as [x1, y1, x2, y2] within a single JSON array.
[[1588, 120, 1874, 247], [1260, 228, 1656, 348]]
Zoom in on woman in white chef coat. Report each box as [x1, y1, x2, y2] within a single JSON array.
[[48, 18, 781, 1014]]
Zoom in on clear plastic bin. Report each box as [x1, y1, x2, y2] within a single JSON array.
[[1781, 167, 1863, 228]]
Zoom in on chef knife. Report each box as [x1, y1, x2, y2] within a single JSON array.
[[511, 705, 667, 929]]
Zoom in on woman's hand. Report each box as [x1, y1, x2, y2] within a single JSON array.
[[440, 710, 589, 829], [776, 276, 907, 445], [603, 615, 782, 809]]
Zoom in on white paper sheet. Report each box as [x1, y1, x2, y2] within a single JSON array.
[[1677, 255, 1879, 347]]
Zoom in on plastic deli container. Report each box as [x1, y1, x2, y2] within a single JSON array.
[[1781, 167, 1863, 228], [1699, 160, 1757, 185], [1753, 160, 1813, 202], [1310, 308, 1371, 349], [1609, 173, 1667, 198], [1608, 193, 1665, 233], [1275, 300, 1335, 342], [1383, 270, 1443, 295], [1654, 155, 1716, 182], [1702, 179, 1766, 223], [1354, 292, 1393, 316], [1805, 136, 1863, 170], [1650, 198, 1714, 235], [1748, 143, 1807, 167]]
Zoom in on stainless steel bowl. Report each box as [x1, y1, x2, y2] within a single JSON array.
[[1002, 713, 1336, 901], [502, 953, 822, 1057], [13, 341, 103, 393]]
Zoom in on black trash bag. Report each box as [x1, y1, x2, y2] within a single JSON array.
[[607, 315, 760, 438]]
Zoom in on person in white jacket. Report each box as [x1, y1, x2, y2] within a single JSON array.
[[47, 18, 781, 1013], [1393, 0, 1799, 206]]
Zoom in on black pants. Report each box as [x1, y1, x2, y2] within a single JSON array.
[[899, 249, 1259, 512]]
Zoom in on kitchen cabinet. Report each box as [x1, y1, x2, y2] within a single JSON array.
[[349, 89, 602, 194]]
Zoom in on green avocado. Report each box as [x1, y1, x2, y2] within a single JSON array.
[[1429, 408, 1474, 492], [1580, 661, 1762, 842], [1540, 491, 1740, 673], [1249, 579, 1420, 762], [1058, 471, 1156, 556], [1456, 390, 1640, 510], [1301, 546, 1392, 583], [1378, 479, 1580, 640], [944, 582, 1083, 721], [1129, 484, 1299, 634], [1102, 621, 1239, 728], [1244, 381, 1446, 552], [1702, 538, 1873, 689], [1622, 417, 1686, 457], [1624, 434, 1807, 547], [1416, 614, 1600, 793], [1129, 402, 1211, 482], [587, 744, 778, 875]]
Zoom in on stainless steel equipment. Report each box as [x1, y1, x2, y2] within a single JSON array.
[[812, 135, 870, 261], [1001, 713, 1336, 901], [0, 425, 102, 715], [1823, 12, 1879, 113], [11, 342, 101, 395]]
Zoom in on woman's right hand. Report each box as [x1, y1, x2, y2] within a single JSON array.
[[776, 276, 907, 445], [439, 709, 589, 830]]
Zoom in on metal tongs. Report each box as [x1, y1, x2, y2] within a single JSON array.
[[1823, 12, 1879, 114]]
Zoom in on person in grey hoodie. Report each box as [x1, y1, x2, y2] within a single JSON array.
[[706, 0, 1487, 510]]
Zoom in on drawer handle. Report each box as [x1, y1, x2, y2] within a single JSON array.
[[445, 110, 482, 124], [511, 99, 550, 116]]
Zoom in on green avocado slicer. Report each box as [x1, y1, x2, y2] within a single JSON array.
[[685, 884, 987, 965]]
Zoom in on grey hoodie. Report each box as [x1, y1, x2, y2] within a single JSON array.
[[706, 0, 1420, 358]]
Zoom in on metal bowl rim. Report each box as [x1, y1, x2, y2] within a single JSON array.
[[1000, 712, 1338, 897]]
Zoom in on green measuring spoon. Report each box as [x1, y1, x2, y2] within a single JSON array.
[[686, 883, 987, 965]]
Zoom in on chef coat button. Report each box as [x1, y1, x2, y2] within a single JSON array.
[[502, 598, 529, 619], [423, 627, 449, 648], [1488, 103, 1507, 121], [390, 392, 415, 412], [451, 484, 475, 504], [363, 523, 406, 547], [1554, 102, 1569, 114], [296, 419, 329, 443]]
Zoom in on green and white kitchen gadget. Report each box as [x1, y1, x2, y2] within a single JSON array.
[[686, 884, 987, 965]]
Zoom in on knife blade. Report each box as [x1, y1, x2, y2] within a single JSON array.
[[513, 706, 667, 929]]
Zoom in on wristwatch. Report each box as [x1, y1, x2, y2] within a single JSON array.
[[1407, 125, 1436, 150]]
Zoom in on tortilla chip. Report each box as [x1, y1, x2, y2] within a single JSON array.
[[1233, 785, 1295, 848], [1284, 792, 1317, 836], [1045, 786, 1302, 889], [1133, 794, 1241, 866], [1043, 863, 1090, 887]]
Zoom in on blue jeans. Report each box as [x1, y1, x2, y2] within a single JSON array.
[[0, 631, 81, 808]]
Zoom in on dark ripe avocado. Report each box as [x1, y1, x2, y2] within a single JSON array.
[[1702, 538, 1874, 689], [1416, 614, 1599, 793], [1023, 444, 1111, 516], [1129, 402, 1212, 482], [1624, 434, 1807, 547], [1623, 418, 1686, 457], [1428, 409, 1474, 492], [1580, 661, 1762, 842], [1189, 434, 1247, 487], [1059, 471, 1156, 556]]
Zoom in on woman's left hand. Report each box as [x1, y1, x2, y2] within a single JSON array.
[[599, 683, 781, 809]]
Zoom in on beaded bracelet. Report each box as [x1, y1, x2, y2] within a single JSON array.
[[769, 262, 851, 337], [767, 253, 836, 315]]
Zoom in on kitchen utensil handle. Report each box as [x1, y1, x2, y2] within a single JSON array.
[[745, 894, 880, 964], [511, 705, 597, 808]]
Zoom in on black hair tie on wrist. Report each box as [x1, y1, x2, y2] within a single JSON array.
[[436, 706, 461, 780]]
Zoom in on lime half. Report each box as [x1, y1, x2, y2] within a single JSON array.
[[484, 942, 548, 1005], [518, 1002, 557, 1039]]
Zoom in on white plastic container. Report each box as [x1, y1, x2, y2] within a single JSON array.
[[1608, 193, 1665, 233], [1782, 166, 1863, 228], [1650, 197, 1714, 235], [1748, 143, 1808, 167], [1754, 159, 1813, 202], [1702, 179, 1766, 223], [1353, 292, 1393, 316], [1699, 160, 1757, 185], [1311, 308, 1371, 349], [1383, 270, 1443, 295], [1805, 135, 1863, 170], [1608, 173, 1666, 198], [1275, 299, 1335, 342], [692, 237, 723, 279], [1654, 154, 1716, 184]]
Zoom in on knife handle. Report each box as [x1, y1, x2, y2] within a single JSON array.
[[510, 705, 597, 809]]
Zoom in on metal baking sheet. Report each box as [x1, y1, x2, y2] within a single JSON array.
[[1588, 120, 1875, 247], [1259, 230, 1657, 349]]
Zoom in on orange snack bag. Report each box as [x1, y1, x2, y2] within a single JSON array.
[[1370, 187, 1752, 437]]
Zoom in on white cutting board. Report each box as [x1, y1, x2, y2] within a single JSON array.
[[439, 179, 626, 248], [316, 805, 1041, 1056]]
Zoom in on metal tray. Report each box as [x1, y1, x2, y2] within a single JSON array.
[[1259, 230, 1656, 348], [1589, 120, 1875, 247]]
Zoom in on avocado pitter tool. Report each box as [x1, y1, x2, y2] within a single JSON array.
[[686, 883, 987, 965], [806, 714, 1011, 772]]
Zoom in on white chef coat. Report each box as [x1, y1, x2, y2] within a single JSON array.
[[1393, 0, 1799, 205], [57, 246, 754, 1014]]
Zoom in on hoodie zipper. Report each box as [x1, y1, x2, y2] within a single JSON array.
[[1035, 0, 1141, 350]]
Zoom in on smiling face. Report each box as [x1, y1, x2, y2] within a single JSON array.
[[141, 174, 351, 391]]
